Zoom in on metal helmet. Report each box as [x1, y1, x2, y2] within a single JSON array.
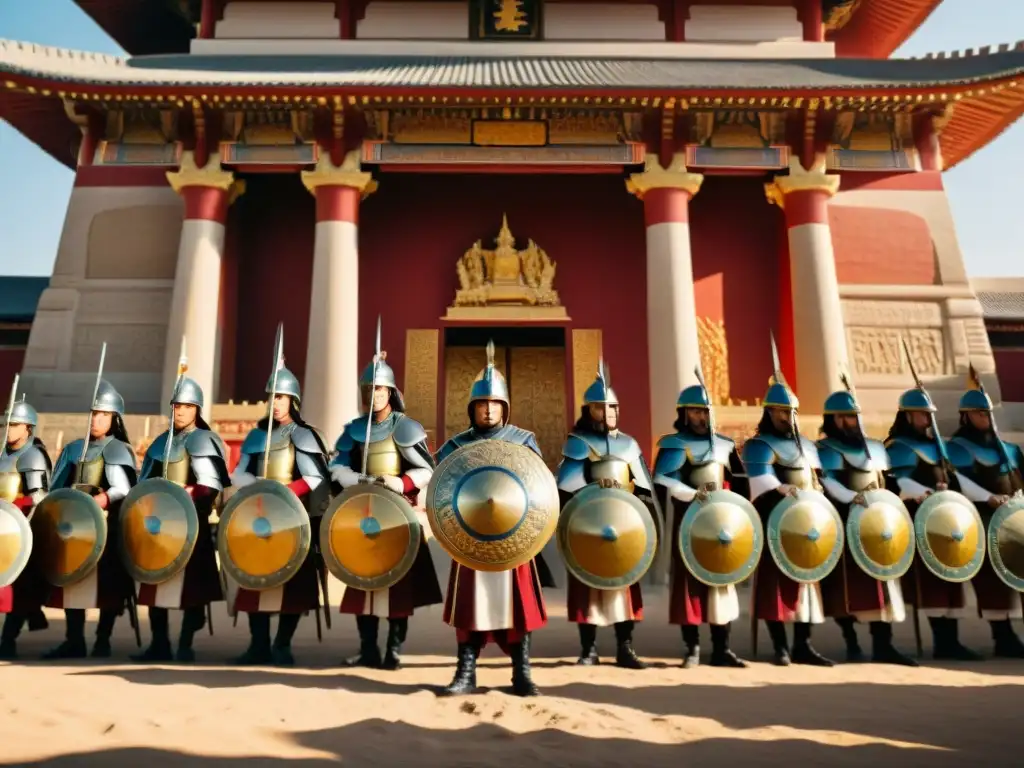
[[959, 365, 993, 412], [5, 398, 38, 427], [359, 357, 398, 390], [763, 378, 799, 410], [266, 366, 301, 405], [582, 359, 617, 406], [898, 388, 936, 413], [171, 375, 205, 411], [468, 340, 510, 407], [93, 379, 125, 416], [677, 384, 710, 410], [823, 390, 860, 415]]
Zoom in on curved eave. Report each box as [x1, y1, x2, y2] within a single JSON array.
[[73, 0, 193, 56], [830, 0, 945, 59]]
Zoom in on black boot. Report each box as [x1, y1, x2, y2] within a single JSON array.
[[382, 618, 408, 671], [576, 623, 599, 665], [272, 613, 301, 666], [510, 633, 540, 696], [836, 617, 865, 662], [991, 619, 1024, 658], [438, 637, 479, 697], [233, 613, 273, 665], [933, 618, 983, 661], [766, 621, 791, 666], [26, 608, 48, 632], [176, 606, 206, 662], [869, 621, 917, 666], [92, 609, 118, 658], [710, 624, 746, 668], [131, 607, 173, 662], [43, 609, 88, 660], [343, 615, 382, 668], [614, 621, 646, 670], [0, 613, 25, 659], [791, 622, 834, 667], [681, 625, 700, 668]]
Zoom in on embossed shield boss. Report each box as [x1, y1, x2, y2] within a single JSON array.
[[0, 499, 33, 587], [426, 440, 559, 572], [680, 489, 763, 587], [767, 489, 844, 583], [217, 479, 311, 591], [984, 495, 1024, 591], [914, 489, 985, 582], [119, 478, 199, 585], [320, 482, 422, 591], [557, 484, 657, 590], [31, 487, 107, 587], [847, 488, 915, 581]]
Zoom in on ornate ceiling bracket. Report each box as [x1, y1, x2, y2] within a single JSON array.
[[167, 150, 245, 204], [301, 149, 378, 198], [625, 152, 704, 199], [764, 154, 840, 209], [659, 97, 680, 167]]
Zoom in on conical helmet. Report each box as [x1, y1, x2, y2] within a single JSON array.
[[93, 379, 125, 416], [468, 340, 510, 406], [823, 390, 859, 415], [266, 366, 302, 405], [171, 376, 205, 410], [5, 397, 37, 427], [763, 376, 799, 409], [898, 388, 936, 413], [677, 384, 710, 410], [582, 359, 617, 406], [959, 364, 993, 412], [358, 352, 406, 412]]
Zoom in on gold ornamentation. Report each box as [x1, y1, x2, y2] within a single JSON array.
[[697, 317, 730, 405], [166, 150, 235, 194], [390, 110, 471, 144], [625, 153, 703, 199], [473, 120, 546, 146], [451, 215, 561, 308], [509, 347, 567, 471], [572, 329, 603, 412], [494, 0, 528, 32], [404, 329, 439, 440], [764, 154, 841, 208], [300, 149, 378, 199], [823, 0, 862, 32], [848, 327, 945, 376]]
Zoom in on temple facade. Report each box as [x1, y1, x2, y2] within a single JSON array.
[[2, 0, 1023, 462]]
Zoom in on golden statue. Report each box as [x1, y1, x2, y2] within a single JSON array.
[[493, 0, 528, 32]]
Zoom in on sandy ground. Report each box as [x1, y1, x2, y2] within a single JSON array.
[[1, 581, 1022, 768]]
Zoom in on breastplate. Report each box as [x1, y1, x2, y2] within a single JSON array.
[[254, 442, 295, 484], [777, 465, 815, 491], [0, 472, 21, 502], [590, 457, 631, 487], [366, 435, 402, 478], [165, 455, 191, 487], [972, 464, 1014, 496], [687, 462, 725, 491], [77, 455, 105, 490], [845, 467, 881, 493]]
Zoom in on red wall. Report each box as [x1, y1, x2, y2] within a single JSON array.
[[831, 205, 937, 285], [689, 175, 781, 402], [994, 349, 1024, 403], [232, 174, 316, 401], [356, 173, 651, 454]]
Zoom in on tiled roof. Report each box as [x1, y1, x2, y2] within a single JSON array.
[[977, 291, 1024, 321]]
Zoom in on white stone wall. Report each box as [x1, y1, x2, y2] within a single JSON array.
[[544, 3, 665, 41], [357, 2, 469, 39], [217, 1, 338, 39], [685, 3, 803, 43]]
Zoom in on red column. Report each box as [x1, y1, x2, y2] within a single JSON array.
[[914, 113, 943, 172], [802, 0, 823, 42]]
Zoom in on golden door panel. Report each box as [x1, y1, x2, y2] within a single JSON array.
[[443, 346, 507, 441], [509, 347, 567, 471]]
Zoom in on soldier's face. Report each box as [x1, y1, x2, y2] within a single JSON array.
[[768, 407, 792, 434], [172, 404, 197, 430], [272, 394, 291, 422], [686, 408, 708, 434], [372, 386, 390, 413], [474, 400, 503, 429], [588, 404, 618, 430], [908, 412, 932, 433], [835, 414, 859, 434], [5, 422, 29, 446], [968, 411, 992, 431], [90, 410, 112, 439]]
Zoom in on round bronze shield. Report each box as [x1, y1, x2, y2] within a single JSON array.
[[557, 484, 657, 590], [119, 478, 200, 585], [679, 489, 763, 587], [320, 482, 422, 591], [847, 488, 915, 581], [767, 489, 844, 584], [31, 487, 107, 587], [217, 479, 311, 591], [0, 499, 32, 587], [426, 440, 559, 572], [988, 496, 1024, 591], [914, 489, 985, 582]]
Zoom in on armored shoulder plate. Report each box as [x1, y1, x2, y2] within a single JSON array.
[[886, 436, 938, 468], [291, 424, 327, 456], [945, 438, 976, 470], [752, 433, 820, 470], [742, 437, 776, 468], [145, 431, 184, 464], [392, 414, 428, 448], [653, 434, 686, 476], [241, 422, 297, 455], [12, 442, 49, 474], [817, 437, 890, 473], [816, 440, 845, 473], [336, 420, 359, 454], [185, 428, 226, 459], [562, 433, 591, 461], [102, 437, 137, 469], [497, 424, 537, 447], [562, 431, 642, 463]]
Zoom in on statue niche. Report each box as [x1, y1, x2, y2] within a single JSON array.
[[446, 215, 568, 320]]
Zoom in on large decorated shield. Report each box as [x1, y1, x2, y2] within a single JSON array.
[[557, 484, 657, 590], [914, 489, 985, 582], [118, 478, 199, 585], [767, 489, 844, 584], [426, 440, 559, 572], [31, 487, 107, 587], [679, 489, 763, 587], [0, 499, 32, 587], [320, 482, 422, 591], [217, 479, 311, 591], [847, 488, 915, 581], [987, 495, 1024, 591]]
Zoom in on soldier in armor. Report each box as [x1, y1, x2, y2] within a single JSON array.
[[557, 366, 652, 669], [653, 384, 748, 668], [43, 381, 138, 659], [132, 376, 229, 663], [743, 378, 834, 666], [817, 389, 917, 666], [436, 344, 550, 697], [946, 373, 1024, 657], [885, 389, 983, 660], [229, 366, 330, 666], [0, 398, 53, 658], [330, 352, 442, 670]]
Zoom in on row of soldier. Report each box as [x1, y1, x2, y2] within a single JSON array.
[[0, 326, 1021, 699]]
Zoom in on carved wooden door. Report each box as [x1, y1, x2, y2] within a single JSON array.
[[508, 347, 567, 471], [443, 346, 507, 441]]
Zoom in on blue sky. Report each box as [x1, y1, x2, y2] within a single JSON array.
[[0, 0, 1022, 276]]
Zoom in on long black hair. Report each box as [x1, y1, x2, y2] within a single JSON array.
[[952, 412, 993, 444]]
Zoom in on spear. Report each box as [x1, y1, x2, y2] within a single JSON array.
[[163, 337, 188, 480], [597, 357, 612, 457], [361, 316, 383, 478], [770, 332, 804, 460], [839, 365, 871, 457], [899, 335, 953, 479], [1, 373, 20, 460], [262, 324, 285, 480], [693, 364, 715, 461], [967, 362, 1021, 492], [76, 343, 107, 486]]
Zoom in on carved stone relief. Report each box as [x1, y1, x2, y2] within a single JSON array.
[[847, 327, 945, 376]]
